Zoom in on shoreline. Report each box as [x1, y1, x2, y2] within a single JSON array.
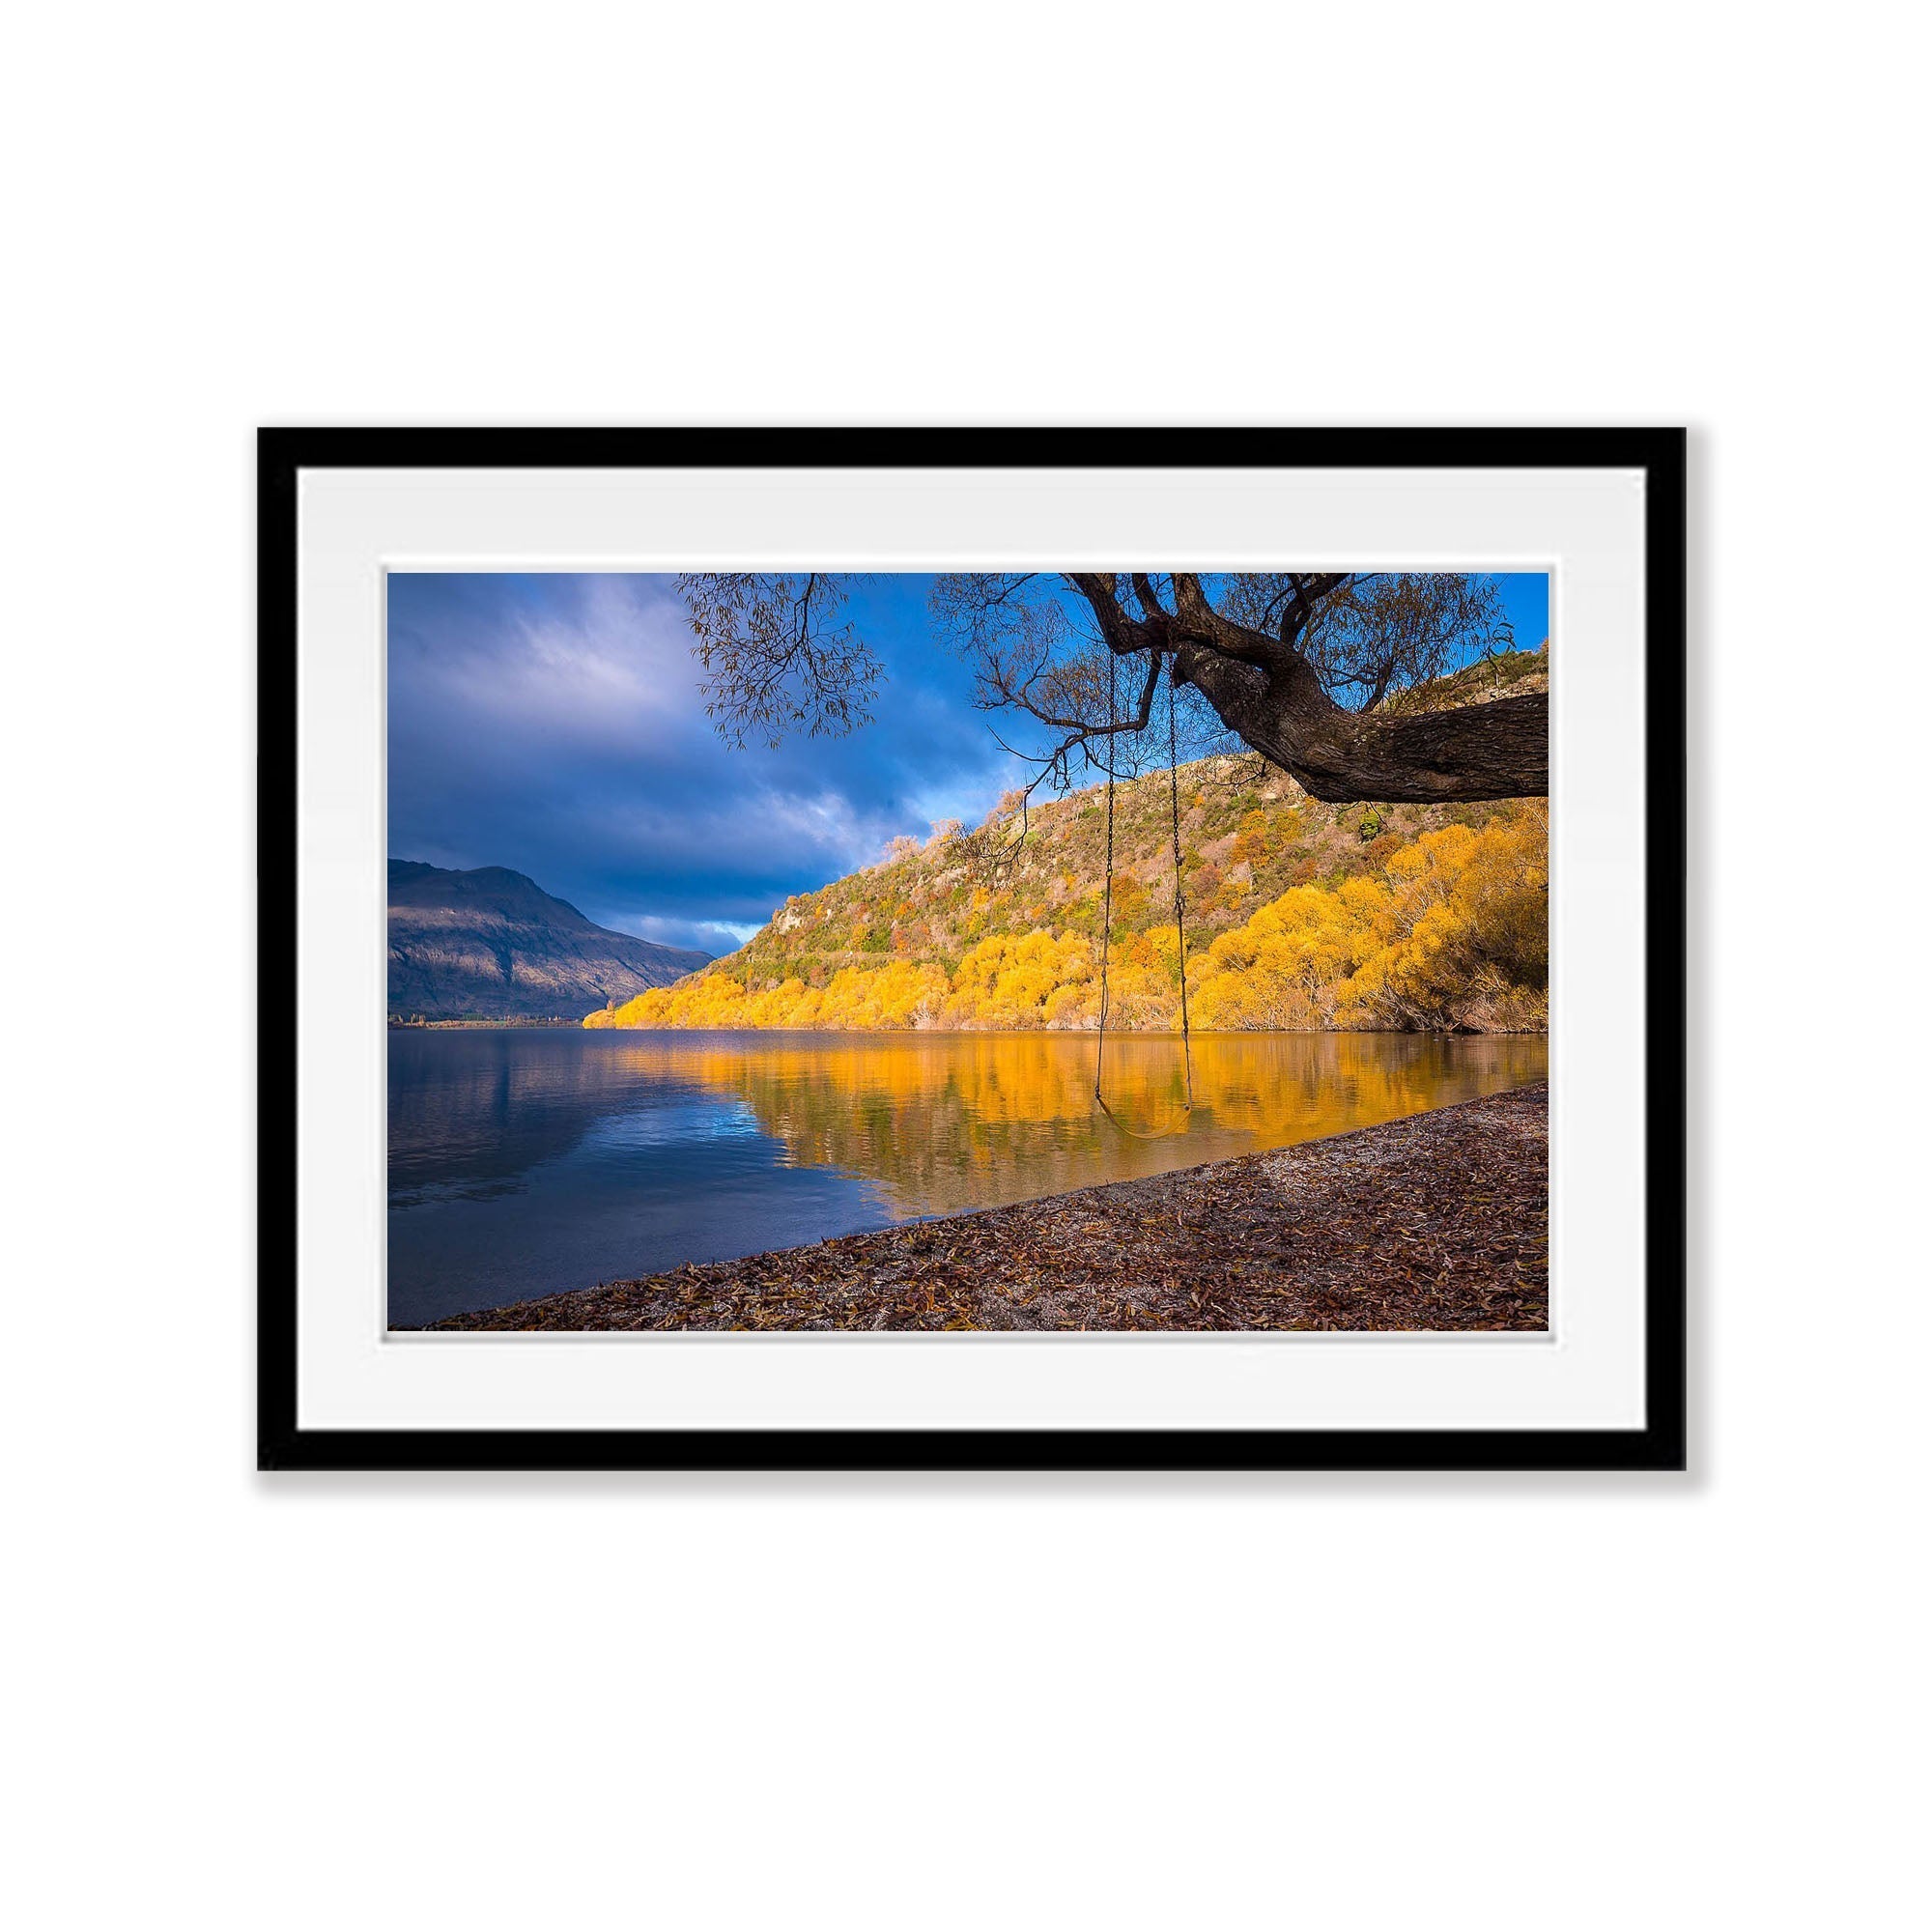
[[399, 1020, 1549, 1037], [424, 1082, 1548, 1333]]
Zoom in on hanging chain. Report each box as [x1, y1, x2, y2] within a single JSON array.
[[1167, 668, 1194, 1108], [1094, 651, 1117, 1101]]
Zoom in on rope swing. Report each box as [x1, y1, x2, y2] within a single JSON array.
[[1094, 650, 1197, 1140]]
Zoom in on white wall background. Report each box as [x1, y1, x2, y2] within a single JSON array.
[[4, 5, 1924, 1928]]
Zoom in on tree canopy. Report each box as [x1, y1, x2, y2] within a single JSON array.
[[678, 571, 1543, 805]]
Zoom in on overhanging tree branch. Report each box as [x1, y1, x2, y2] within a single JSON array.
[[681, 569, 1547, 803]]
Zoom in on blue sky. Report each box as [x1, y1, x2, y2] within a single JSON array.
[[387, 572, 1549, 957]]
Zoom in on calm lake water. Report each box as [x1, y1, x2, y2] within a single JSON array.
[[387, 1028, 1548, 1324]]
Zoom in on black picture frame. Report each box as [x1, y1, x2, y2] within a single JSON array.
[[259, 427, 1686, 1473]]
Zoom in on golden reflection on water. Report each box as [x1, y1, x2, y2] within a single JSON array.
[[593, 1030, 1547, 1219]]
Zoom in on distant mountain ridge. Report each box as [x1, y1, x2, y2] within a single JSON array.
[[388, 861, 710, 1020]]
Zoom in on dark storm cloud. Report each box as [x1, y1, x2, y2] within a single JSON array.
[[386, 574, 1022, 954]]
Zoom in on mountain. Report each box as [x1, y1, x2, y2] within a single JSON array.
[[589, 648, 1549, 1036], [388, 862, 711, 1021]]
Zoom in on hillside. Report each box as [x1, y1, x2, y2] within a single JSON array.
[[388, 862, 710, 1021], [590, 649, 1549, 1036]]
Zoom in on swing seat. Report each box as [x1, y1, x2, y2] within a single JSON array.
[[1093, 1088, 1195, 1142]]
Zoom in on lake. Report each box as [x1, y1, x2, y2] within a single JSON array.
[[387, 1028, 1548, 1324]]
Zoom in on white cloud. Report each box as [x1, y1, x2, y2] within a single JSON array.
[[402, 576, 701, 753], [603, 910, 758, 958]]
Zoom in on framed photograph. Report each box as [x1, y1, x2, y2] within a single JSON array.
[[260, 427, 1685, 1471]]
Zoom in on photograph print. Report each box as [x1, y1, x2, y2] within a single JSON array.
[[388, 567, 1552, 1335]]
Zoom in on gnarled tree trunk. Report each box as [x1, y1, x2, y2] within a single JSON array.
[[1070, 571, 1548, 804], [1175, 645, 1548, 803]]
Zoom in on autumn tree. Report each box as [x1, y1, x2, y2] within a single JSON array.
[[679, 571, 1537, 806], [585, 808, 1548, 1038]]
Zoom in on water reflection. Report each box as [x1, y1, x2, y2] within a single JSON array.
[[387, 1028, 1546, 1323], [598, 1031, 1545, 1213]]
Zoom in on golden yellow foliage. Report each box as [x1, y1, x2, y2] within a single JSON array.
[[1192, 804, 1547, 1033], [944, 930, 1093, 1029], [588, 802, 1547, 1036]]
